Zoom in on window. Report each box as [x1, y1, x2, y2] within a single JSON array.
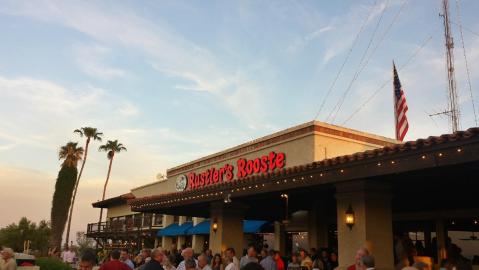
[[154, 214, 163, 226], [134, 214, 143, 227], [143, 213, 152, 227], [125, 215, 134, 230]]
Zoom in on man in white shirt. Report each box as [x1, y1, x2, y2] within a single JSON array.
[[240, 245, 258, 269], [225, 248, 239, 270], [177, 248, 197, 270], [61, 246, 76, 266], [198, 254, 212, 270]]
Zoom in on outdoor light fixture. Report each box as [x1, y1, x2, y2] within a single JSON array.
[[345, 204, 355, 230], [224, 193, 232, 204], [281, 194, 290, 224], [212, 219, 218, 233]]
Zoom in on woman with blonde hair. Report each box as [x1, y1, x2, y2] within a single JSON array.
[[163, 255, 177, 270]]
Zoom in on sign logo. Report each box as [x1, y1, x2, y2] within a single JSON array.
[[175, 174, 188, 191], [186, 151, 286, 190]]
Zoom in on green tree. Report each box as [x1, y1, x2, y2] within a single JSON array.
[[75, 231, 94, 257], [64, 127, 103, 247], [0, 217, 51, 255], [98, 140, 126, 224], [50, 142, 83, 250]]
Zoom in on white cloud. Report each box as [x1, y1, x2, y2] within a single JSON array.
[[0, 0, 269, 127], [74, 44, 127, 80], [116, 102, 139, 116], [286, 25, 334, 53]]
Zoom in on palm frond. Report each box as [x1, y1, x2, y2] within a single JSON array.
[[73, 129, 84, 137], [98, 139, 127, 157], [58, 141, 84, 168]]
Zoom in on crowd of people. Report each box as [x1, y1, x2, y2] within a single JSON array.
[[75, 243, 476, 270], [1, 240, 475, 270], [76, 245, 341, 270]]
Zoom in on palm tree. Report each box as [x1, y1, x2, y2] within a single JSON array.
[[64, 127, 103, 247], [98, 140, 127, 224], [50, 142, 83, 249]]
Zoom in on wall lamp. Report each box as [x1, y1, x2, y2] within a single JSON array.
[[212, 219, 218, 233], [281, 194, 289, 224], [224, 193, 232, 204], [345, 204, 355, 230]]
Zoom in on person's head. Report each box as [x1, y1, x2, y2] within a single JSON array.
[[439, 259, 451, 270], [274, 251, 281, 260], [260, 249, 267, 258], [182, 247, 194, 260], [330, 252, 338, 262], [413, 262, 429, 270], [110, 249, 121, 261], [198, 254, 209, 269], [268, 250, 275, 258], [163, 255, 173, 267], [355, 247, 370, 265], [79, 250, 97, 270], [242, 262, 264, 270], [310, 248, 317, 256], [120, 248, 129, 261], [2, 248, 14, 260], [142, 248, 151, 259], [213, 253, 222, 265], [205, 249, 212, 256], [358, 255, 375, 270], [247, 245, 257, 258], [291, 253, 299, 263], [185, 258, 197, 270], [299, 249, 307, 259], [226, 248, 236, 260], [321, 250, 329, 259], [151, 248, 165, 263]]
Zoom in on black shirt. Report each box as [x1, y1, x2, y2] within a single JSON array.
[[143, 259, 165, 270]]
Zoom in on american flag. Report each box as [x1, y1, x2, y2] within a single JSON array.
[[393, 63, 409, 141]]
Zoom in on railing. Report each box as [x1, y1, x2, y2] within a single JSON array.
[[87, 214, 163, 235]]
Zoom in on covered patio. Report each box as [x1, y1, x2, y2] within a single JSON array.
[[130, 128, 479, 270]]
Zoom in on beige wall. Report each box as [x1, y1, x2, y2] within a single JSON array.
[[106, 204, 136, 218], [131, 179, 175, 198], [131, 122, 396, 197], [336, 181, 394, 270], [168, 134, 316, 181], [314, 133, 386, 160]]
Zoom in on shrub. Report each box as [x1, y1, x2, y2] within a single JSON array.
[[36, 257, 72, 270]]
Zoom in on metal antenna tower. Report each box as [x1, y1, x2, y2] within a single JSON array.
[[439, 0, 461, 132]]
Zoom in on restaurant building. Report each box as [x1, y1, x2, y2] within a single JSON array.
[[87, 121, 479, 270]]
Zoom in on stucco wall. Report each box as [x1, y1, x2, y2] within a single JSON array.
[[106, 204, 136, 218], [131, 121, 397, 197]]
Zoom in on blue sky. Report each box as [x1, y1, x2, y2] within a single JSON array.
[[1, 0, 478, 235]]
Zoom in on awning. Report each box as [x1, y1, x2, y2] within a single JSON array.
[[243, 220, 268, 233], [186, 220, 210, 235], [185, 220, 268, 235], [157, 222, 193, 237]]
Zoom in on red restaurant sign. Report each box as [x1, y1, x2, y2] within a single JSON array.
[[187, 151, 286, 190]]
